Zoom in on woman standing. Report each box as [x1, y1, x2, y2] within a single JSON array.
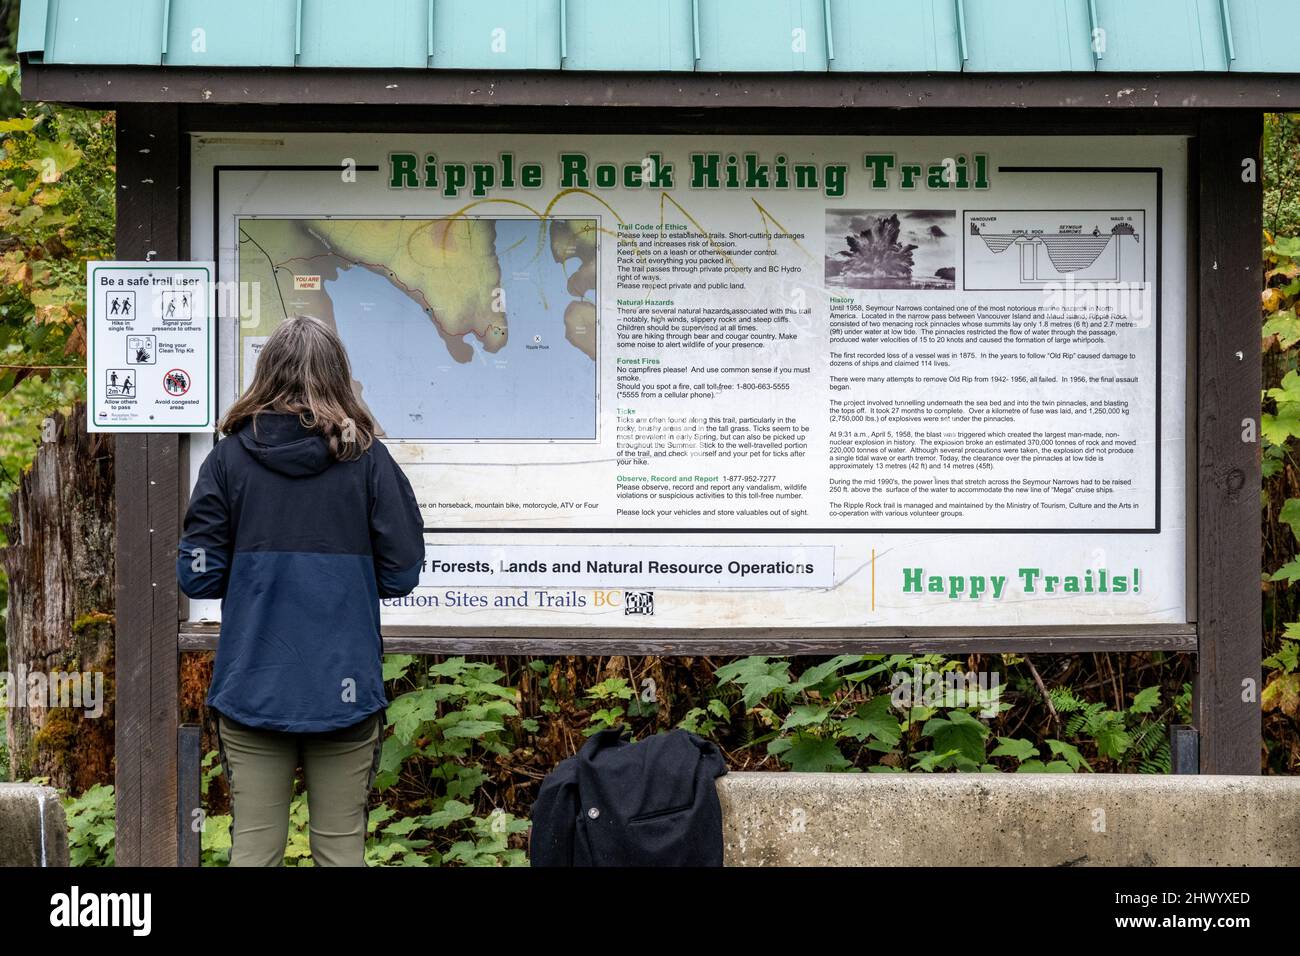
[[177, 315, 425, 866]]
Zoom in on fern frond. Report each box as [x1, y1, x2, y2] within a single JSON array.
[[1048, 687, 1088, 713], [1138, 739, 1171, 774]]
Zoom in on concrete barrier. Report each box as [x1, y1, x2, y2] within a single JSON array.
[[717, 773, 1300, 866], [0, 784, 69, 867], [6, 773, 1298, 867]]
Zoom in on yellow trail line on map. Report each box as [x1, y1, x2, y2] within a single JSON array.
[[750, 198, 816, 261], [391, 189, 812, 277]]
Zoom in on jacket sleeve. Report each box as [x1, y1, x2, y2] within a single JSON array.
[[529, 760, 578, 867], [368, 441, 425, 599], [176, 444, 232, 599]]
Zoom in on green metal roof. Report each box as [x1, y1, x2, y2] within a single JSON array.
[[15, 0, 1297, 74]]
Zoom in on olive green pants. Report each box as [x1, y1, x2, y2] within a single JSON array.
[[212, 709, 385, 867]]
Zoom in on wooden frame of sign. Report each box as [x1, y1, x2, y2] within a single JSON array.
[[93, 87, 1261, 865]]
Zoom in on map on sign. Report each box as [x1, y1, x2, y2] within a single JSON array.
[[236, 216, 598, 441]]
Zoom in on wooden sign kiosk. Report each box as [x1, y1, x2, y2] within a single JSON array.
[[16, 0, 1293, 866]]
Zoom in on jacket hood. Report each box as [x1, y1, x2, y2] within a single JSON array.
[[236, 413, 333, 477]]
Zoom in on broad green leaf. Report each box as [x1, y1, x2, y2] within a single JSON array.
[[382, 654, 415, 682], [1092, 722, 1132, 760], [714, 656, 774, 684], [367, 805, 397, 833], [1263, 638, 1299, 674], [715, 657, 793, 706], [789, 654, 864, 691], [911, 748, 961, 772], [1270, 235, 1300, 258], [0, 117, 37, 133], [736, 674, 791, 708], [461, 679, 519, 701], [1262, 410, 1300, 446], [586, 678, 634, 700], [426, 657, 469, 678], [444, 717, 509, 738], [781, 735, 852, 772], [1129, 686, 1161, 715], [1265, 369, 1300, 407], [840, 662, 893, 682], [839, 695, 902, 745], [381, 815, 427, 837], [780, 704, 832, 731], [921, 710, 988, 764], [461, 699, 517, 720], [423, 800, 475, 829], [1263, 309, 1300, 348], [766, 737, 791, 757], [901, 704, 935, 728], [386, 688, 441, 742], [376, 734, 415, 777], [990, 736, 1038, 762], [1017, 760, 1074, 773], [25, 138, 83, 182], [1281, 499, 1300, 544]]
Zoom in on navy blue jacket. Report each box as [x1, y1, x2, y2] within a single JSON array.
[[177, 413, 425, 732]]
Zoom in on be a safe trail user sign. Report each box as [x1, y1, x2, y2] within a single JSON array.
[[86, 261, 214, 433]]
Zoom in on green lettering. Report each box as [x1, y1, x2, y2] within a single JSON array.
[[863, 153, 895, 189], [692, 153, 721, 188], [559, 153, 589, 188], [389, 152, 418, 189]]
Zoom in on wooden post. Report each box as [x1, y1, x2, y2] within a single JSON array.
[[1195, 110, 1263, 774], [1169, 724, 1200, 774], [113, 105, 183, 865], [177, 723, 202, 867]]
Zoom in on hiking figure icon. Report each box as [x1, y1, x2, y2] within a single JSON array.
[[106, 292, 135, 319], [106, 369, 136, 399], [159, 289, 193, 321]]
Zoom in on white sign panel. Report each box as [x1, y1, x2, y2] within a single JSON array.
[[188, 134, 1188, 631], [87, 261, 215, 433]]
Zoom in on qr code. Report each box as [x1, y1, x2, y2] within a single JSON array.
[[624, 591, 655, 616]]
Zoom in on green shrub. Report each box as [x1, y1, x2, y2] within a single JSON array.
[[64, 783, 114, 866]]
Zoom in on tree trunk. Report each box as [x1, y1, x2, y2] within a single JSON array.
[[2, 401, 115, 791]]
